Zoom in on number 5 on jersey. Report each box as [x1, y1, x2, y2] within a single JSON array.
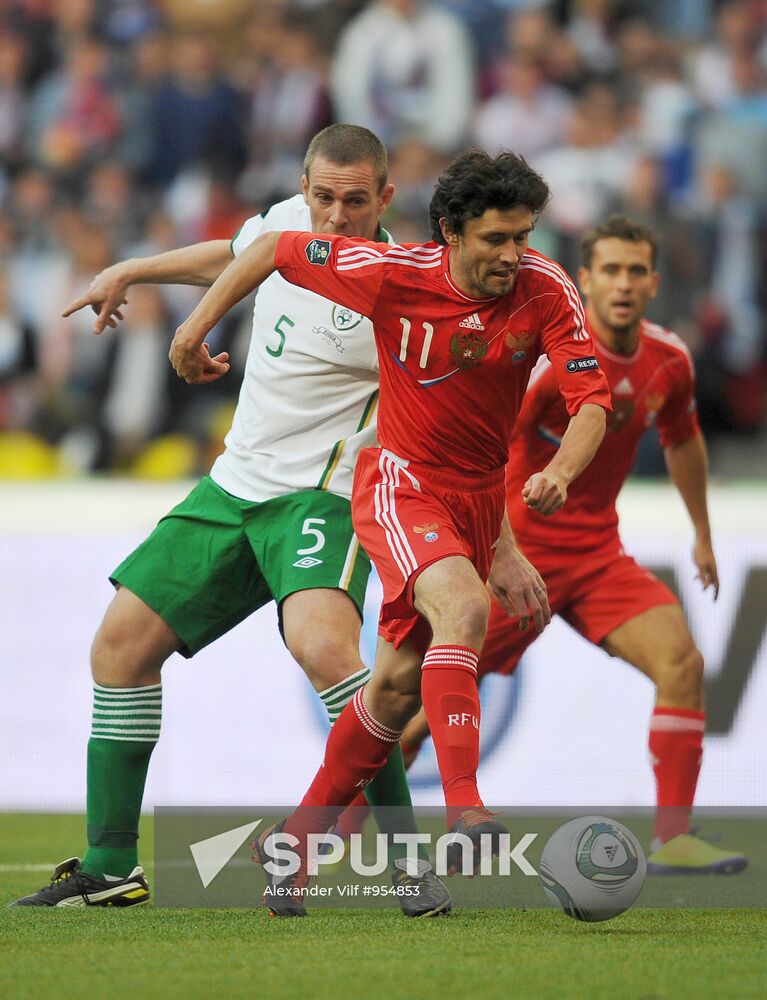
[[293, 517, 326, 568], [267, 314, 295, 358]]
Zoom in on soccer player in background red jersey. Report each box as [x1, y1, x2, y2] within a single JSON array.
[[403, 215, 747, 876], [169, 149, 612, 913]]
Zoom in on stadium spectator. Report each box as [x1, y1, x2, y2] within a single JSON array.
[[0, 33, 29, 173], [687, 0, 765, 109], [691, 163, 766, 433], [144, 32, 247, 184], [240, 14, 330, 203], [25, 35, 121, 174], [330, 0, 475, 153], [534, 81, 641, 273], [472, 53, 573, 161]]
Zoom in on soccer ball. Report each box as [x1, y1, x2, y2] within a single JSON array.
[[539, 816, 646, 922]]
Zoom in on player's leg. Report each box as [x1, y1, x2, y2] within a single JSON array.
[[603, 603, 704, 836], [283, 588, 424, 860], [602, 603, 746, 873], [409, 554, 490, 821], [14, 478, 272, 906], [82, 587, 181, 882], [260, 491, 421, 838], [289, 555, 490, 816], [400, 582, 536, 767], [261, 636, 424, 914], [256, 489, 449, 913], [12, 588, 178, 907]]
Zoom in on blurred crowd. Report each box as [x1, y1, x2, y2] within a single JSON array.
[[1, 0, 766, 477]]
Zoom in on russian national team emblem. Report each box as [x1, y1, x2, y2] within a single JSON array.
[[450, 331, 488, 370], [504, 330, 537, 352], [332, 305, 363, 331], [414, 522, 440, 542], [305, 239, 331, 266]]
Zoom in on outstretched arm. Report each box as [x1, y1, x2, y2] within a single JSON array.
[[169, 231, 282, 384], [61, 240, 234, 334], [522, 402, 606, 515], [664, 432, 719, 598]]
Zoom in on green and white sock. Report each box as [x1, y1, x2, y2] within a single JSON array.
[[319, 667, 371, 723], [81, 682, 162, 879], [318, 669, 425, 862]]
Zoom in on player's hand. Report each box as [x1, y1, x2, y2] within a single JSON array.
[[693, 535, 719, 600], [169, 334, 230, 385], [488, 544, 551, 632], [522, 471, 568, 515], [61, 264, 130, 334]]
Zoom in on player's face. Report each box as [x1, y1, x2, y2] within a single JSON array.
[[302, 156, 395, 241], [578, 238, 659, 337], [442, 207, 534, 299]]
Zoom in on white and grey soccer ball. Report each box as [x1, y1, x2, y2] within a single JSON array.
[[539, 816, 646, 922]]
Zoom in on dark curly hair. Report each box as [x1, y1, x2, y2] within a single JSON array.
[[429, 148, 550, 244]]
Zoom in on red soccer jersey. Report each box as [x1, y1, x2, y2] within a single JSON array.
[[275, 233, 611, 476], [507, 318, 700, 550]]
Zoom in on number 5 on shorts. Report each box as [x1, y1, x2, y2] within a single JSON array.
[[297, 518, 326, 555]]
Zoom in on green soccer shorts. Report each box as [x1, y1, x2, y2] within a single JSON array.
[[111, 476, 371, 656]]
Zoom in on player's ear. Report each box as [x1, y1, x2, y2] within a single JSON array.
[[378, 183, 395, 213], [577, 266, 591, 296], [440, 218, 459, 246], [648, 270, 660, 300], [301, 174, 309, 202]]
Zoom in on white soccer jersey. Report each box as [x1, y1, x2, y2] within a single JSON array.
[[209, 195, 381, 502]]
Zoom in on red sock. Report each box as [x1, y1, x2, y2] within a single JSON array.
[[333, 793, 370, 842], [421, 645, 483, 826], [284, 689, 402, 845], [649, 707, 705, 844]]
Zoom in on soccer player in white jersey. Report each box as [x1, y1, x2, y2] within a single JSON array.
[[13, 125, 451, 917]]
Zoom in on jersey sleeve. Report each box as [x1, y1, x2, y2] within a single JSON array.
[[274, 231, 386, 319], [537, 284, 612, 417], [510, 359, 561, 441], [231, 195, 309, 255], [231, 215, 265, 256], [656, 351, 700, 447]]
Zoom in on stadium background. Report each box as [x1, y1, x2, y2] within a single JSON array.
[[2, 0, 766, 812]]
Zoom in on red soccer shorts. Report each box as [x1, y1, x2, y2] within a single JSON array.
[[479, 539, 679, 677], [352, 448, 506, 654]]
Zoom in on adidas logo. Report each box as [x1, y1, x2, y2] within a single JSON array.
[[615, 377, 633, 394], [459, 312, 484, 330]]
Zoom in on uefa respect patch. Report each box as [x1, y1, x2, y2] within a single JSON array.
[[565, 356, 599, 372], [305, 239, 331, 266]]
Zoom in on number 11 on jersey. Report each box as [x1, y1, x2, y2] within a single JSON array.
[[399, 317, 434, 369]]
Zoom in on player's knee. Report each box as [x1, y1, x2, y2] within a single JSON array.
[[287, 631, 360, 690], [451, 587, 491, 648], [656, 645, 704, 707], [91, 604, 171, 686]]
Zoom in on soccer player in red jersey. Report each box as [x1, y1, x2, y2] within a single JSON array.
[[170, 149, 612, 912], [403, 215, 747, 876]]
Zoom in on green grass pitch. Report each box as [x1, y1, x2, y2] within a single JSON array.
[[1, 814, 765, 1000]]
